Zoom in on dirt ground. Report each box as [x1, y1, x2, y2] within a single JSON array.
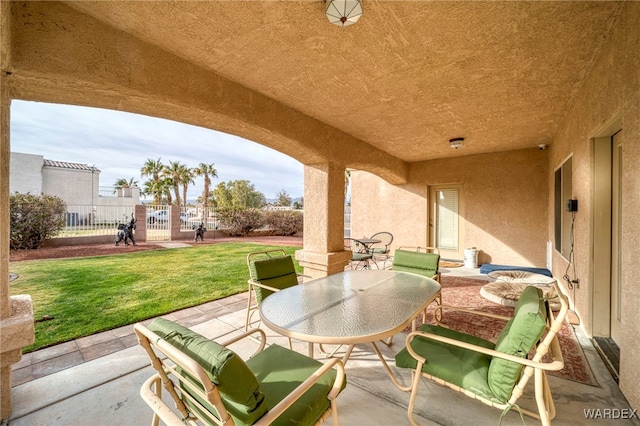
[[9, 236, 304, 262]]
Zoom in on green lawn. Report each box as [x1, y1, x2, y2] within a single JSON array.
[[9, 243, 301, 353]]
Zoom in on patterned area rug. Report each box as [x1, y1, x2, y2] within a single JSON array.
[[411, 275, 597, 386]]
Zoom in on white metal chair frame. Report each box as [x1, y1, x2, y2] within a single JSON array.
[[403, 282, 569, 426], [135, 325, 345, 426]]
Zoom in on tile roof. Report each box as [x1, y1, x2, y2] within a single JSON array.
[[43, 159, 100, 171]]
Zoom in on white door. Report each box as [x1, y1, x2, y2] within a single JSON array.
[[429, 185, 464, 260], [610, 131, 622, 343]]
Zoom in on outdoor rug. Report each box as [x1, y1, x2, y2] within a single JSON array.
[[411, 275, 597, 386]]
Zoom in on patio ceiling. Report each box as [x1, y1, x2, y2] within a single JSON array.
[[66, 1, 621, 162]]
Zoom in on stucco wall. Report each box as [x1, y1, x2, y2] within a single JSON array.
[[549, 3, 640, 409], [351, 147, 549, 266], [41, 166, 99, 206], [9, 152, 43, 194]]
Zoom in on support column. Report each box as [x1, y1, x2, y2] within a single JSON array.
[[1, 4, 36, 418], [295, 162, 351, 278]]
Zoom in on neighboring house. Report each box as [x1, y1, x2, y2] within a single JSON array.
[[9, 152, 140, 223]]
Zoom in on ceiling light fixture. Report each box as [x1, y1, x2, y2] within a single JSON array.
[[449, 137, 465, 149], [325, 0, 363, 27]]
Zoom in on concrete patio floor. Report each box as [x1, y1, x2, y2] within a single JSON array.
[[7, 267, 640, 426]]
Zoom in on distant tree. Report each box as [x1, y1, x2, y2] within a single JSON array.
[[162, 161, 184, 206], [194, 163, 218, 207], [293, 197, 303, 210], [160, 177, 174, 205], [178, 165, 195, 207], [344, 169, 351, 196], [140, 158, 164, 204], [10, 193, 66, 250], [213, 180, 266, 209], [212, 182, 232, 208], [114, 177, 138, 188], [275, 189, 292, 207]]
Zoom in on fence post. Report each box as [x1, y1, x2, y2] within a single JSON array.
[[170, 205, 181, 241], [135, 204, 147, 243]]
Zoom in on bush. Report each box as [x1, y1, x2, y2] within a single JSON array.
[[216, 208, 266, 237], [264, 210, 303, 236], [10, 193, 67, 250]]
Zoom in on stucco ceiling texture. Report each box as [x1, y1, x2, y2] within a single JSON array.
[[68, 1, 621, 162]]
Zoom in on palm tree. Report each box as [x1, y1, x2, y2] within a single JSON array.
[[194, 163, 218, 207], [178, 165, 195, 207], [161, 177, 173, 205], [140, 158, 164, 204], [162, 161, 184, 206], [114, 176, 137, 189]]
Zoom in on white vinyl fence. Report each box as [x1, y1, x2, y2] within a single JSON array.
[[57, 205, 135, 237]]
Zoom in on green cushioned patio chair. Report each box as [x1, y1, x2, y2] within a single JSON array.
[[391, 248, 441, 283], [246, 250, 307, 331], [395, 282, 569, 426], [135, 319, 346, 426]]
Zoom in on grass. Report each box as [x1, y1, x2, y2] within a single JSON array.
[[9, 243, 301, 353]]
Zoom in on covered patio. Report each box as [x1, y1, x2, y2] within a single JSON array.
[[7, 267, 636, 425], [2, 1, 640, 423]]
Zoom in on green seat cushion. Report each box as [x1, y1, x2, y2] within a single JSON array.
[[246, 344, 346, 426], [250, 256, 298, 304], [392, 250, 440, 277], [148, 318, 268, 425], [488, 286, 547, 402], [371, 247, 389, 254], [395, 324, 496, 401]]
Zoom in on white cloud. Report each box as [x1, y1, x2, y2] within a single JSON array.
[[9, 100, 303, 200]]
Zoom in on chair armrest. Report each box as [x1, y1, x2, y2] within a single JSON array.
[[253, 358, 346, 426], [248, 279, 287, 294], [218, 328, 267, 358], [405, 331, 564, 372], [435, 304, 513, 322], [140, 374, 198, 426]]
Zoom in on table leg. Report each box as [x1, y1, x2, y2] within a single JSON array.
[[308, 342, 314, 359], [369, 341, 412, 391], [340, 345, 355, 366]]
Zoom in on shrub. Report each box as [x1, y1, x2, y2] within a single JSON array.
[[10, 193, 67, 250], [264, 210, 303, 236], [216, 207, 266, 237]]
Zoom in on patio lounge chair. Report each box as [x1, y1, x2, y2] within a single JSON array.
[[245, 250, 306, 331], [135, 319, 346, 426], [395, 282, 569, 426], [391, 248, 441, 282]]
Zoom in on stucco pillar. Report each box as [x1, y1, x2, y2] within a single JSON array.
[[1, 4, 36, 418], [134, 204, 146, 242], [295, 163, 351, 278]]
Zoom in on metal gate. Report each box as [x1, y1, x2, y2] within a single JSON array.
[[145, 205, 170, 241]]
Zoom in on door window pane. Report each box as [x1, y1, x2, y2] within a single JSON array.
[[435, 189, 459, 251]]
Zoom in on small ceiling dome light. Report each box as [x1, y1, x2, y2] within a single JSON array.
[[449, 137, 465, 149], [325, 0, 363, 27]]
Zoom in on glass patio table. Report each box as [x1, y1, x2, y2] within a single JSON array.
[[259, 269, 441, 388]]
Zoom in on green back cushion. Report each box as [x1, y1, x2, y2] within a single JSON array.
[[148, 318, 268, 425], [392, 250, 440, 277], [246, 344, 346, 426], [487, 286, 548, 401], [395, 324, 496, 401], [250, 256, 298, 304]]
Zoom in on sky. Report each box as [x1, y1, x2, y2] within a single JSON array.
[[9, 100, 304, 201]]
